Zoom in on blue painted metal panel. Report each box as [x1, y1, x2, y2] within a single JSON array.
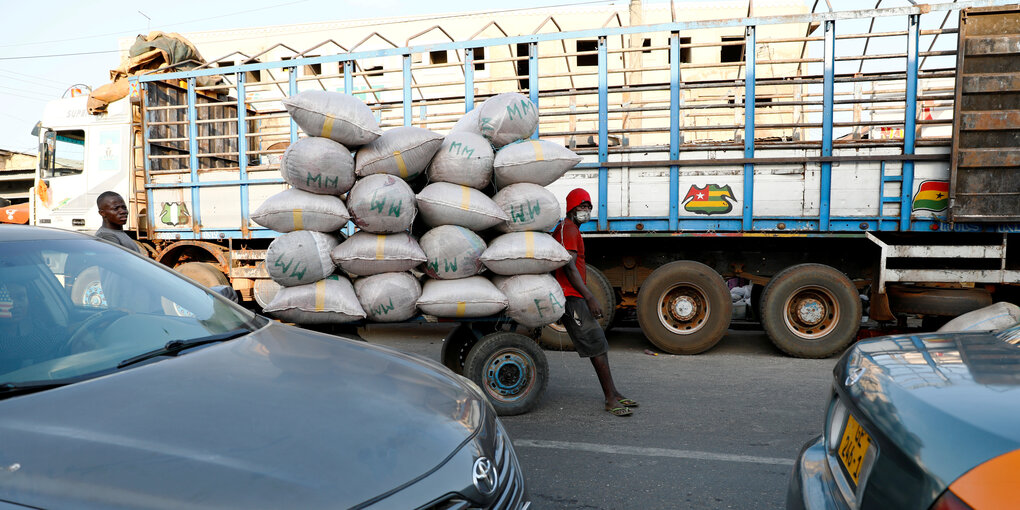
[[669, 32, 681, 231], [236, 72, 250, 235], [344, 61, 353, 94], [597, 36, 608, 231], [529, 42, 539, 139], [820, 20, 835, 231], [901, 14, 920, 231], [288, 68, 298, 144], [186, 78, 201, 229], [743, 25, 756, 231], [403, 54, 413, 126], [465, 47, 475, 111], [140, 83, 157, 235]]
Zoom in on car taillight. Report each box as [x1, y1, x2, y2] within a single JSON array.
[[930, 490, 974, 510]]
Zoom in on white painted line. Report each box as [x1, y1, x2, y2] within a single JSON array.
[[513, 439, 795, 466]]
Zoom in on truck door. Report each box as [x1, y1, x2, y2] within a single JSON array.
[[950, 6, 1020, 222], [36, 128, 90, 230]]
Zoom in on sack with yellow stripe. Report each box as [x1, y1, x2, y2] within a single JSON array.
[[493, 139, 582, 188], [492, 183, 561, 233], [265, 230, 339, 287], [417, 276, 508, 318], [427, 131, 494, 189], [346, 174, 417, 234], [282, 91, 382, 147], [280, 137, 357, 195], [494, 274, 567, 328], [355, 126, 443, 181], [416, 182, 508, 231], [251, 188, 350, 233], [330, 231, 426, 276], [419, 225, 487, 280], [263, 275, 366, 324], [354, 272, 421, 322], [480, 231, 571, 275]]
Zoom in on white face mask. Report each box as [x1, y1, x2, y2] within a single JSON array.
[[574, 210, 591, 223]]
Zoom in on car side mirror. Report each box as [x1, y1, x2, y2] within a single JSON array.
[[210, 284, 238, 303]]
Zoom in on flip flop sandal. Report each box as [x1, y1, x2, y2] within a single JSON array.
[[617, 398, 639, 408], [605, 405, 633, 417]]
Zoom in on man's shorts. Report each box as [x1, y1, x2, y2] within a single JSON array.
[[560, 296, 609, 358]]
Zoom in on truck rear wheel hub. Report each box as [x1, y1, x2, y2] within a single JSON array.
[[795, 298, 825, 325], [670, 296, 697, 321]]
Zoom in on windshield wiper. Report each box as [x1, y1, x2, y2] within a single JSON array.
[[117, 328, 250, 369], [0, 381, 71, 399]]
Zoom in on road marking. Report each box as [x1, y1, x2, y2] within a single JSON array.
[[513, 439, 795, 466]]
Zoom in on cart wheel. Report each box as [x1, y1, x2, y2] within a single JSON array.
[[539, 264, 615, 351], [464, 332, 548, 416]]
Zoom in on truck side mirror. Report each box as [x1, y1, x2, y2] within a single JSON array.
[[39, 129, 55, 174]]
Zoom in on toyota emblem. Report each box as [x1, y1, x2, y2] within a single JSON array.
[[472, 457, 497, 495]]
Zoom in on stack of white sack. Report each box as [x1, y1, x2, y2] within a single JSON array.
[[256, 90, 385, 323], [258, 90, 585, 327]]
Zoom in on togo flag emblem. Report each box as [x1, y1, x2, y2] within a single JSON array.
[[160, 202, 191, 226], [912, 180, 949, 212], [683, 184, 737, 215]]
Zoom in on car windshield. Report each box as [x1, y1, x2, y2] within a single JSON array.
[[0, 238, 263, 388]]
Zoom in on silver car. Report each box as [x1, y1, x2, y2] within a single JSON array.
[[0, 225, 529, 509]]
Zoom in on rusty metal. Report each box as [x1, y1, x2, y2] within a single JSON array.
[[156, 240, 231, 274], [950, 5, 1020, 222]]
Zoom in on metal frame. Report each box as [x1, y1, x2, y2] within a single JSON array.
[[131, 0, 1018, 240]]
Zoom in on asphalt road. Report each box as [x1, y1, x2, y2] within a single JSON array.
[[360, 324, 839, 510]]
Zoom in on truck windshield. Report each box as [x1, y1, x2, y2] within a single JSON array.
[[43, 129, 85, 178], [0, 238, 265, 389]]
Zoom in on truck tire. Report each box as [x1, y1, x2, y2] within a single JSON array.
[[539, 264, 615, 351], [636, 261, 732, 354], [70, 266, 106, 308], [760, 263, 861, 359], [463, 332, 548, 416], [175, 262, 228, 288]]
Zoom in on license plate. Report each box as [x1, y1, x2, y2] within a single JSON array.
[[837, 414, 871, 487]]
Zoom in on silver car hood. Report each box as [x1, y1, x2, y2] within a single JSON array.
[[0, 322, 483, 509]]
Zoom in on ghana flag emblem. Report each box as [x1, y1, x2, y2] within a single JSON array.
[[683, 184, 737, 215], [912, 180, 949, 212]]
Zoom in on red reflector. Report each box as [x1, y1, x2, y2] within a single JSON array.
[[930, 490, 974, 510]]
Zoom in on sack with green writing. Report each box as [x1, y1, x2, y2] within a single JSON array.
[[450, 107, 483, 136], [419, 225, 487, 280], [477, 93, 538, 147], [417, 276, 507, 318], [346, 174, 417, 233], [251, 188, 350, 233], [427, 132, 494, 189], [493, 139, 582, 188], [494, 274, 566, 328], [264, 275, 366, 324], [266, 230, 340, 287], [491, 183, 560, 233], [355, 126, 444, 181], [282, 91, 382, 147], [280, 137, 356, 195], [354, 272, 421, 322], [416, 182, 508, 231], [480, 231, 571, 275], [330, 231, 426, 276]]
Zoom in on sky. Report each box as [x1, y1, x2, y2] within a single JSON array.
[[0, 0, 962, 155]]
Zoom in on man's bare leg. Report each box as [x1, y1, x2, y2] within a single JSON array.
[[590, 353, 627, 405]]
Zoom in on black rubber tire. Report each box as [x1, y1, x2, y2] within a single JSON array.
[[463, 332, 548, 416], [636, 261, 732, 355], [760, 263, 862, 359], [175, 262, 229, 288], [538, 264, 615, 351]]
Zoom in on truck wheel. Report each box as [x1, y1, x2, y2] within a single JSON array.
[[538, 264, 615, 351], [464, 332, 548, 416], [175, 262, 228, 288], [636, 261, 732, 354], [760, 264, 861, 358], [70, 266, 106, 308]]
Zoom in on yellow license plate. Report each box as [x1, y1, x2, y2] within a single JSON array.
[[837, 414, 871, 487]]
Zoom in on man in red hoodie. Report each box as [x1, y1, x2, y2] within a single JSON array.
[[552, 188, 638, 417]]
